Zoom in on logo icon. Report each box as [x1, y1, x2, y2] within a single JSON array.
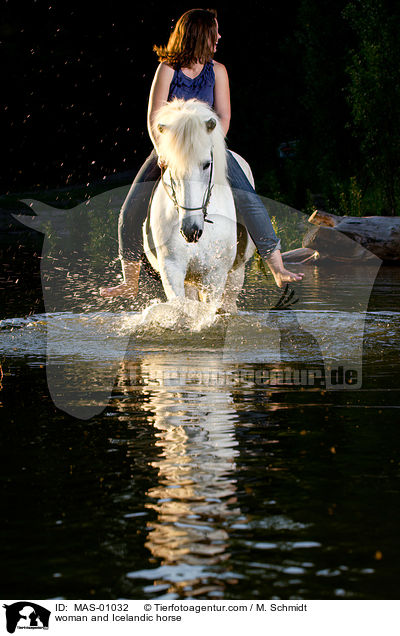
[[3, 603, 51, 633]]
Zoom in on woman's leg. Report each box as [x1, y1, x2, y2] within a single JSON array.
[[227, 151, 304, 288], [100, 150, 161, 297]]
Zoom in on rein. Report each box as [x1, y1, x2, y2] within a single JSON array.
[[161, 149, 214, 224]]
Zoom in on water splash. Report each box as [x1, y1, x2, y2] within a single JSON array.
[[124, 297, 221, 333]]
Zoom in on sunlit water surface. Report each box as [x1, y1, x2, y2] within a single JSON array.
[[1, 261, 400, 600]]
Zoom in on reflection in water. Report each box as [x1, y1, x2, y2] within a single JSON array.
[[2, 262, 400, 599], [117, 351, 243, 597]]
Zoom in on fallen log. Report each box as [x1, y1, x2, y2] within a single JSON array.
[[281, 247, 320, 264], [303, 209, 400, 262]]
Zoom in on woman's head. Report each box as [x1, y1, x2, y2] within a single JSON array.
[[154, 8, 219, 68]]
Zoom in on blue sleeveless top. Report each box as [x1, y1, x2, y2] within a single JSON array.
[[167, 60, 215, 107]]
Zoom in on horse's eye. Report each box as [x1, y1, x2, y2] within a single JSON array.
[[202, 161, 211, 170]]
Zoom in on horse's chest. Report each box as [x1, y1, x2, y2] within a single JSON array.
[[183, 237, 236, 277]]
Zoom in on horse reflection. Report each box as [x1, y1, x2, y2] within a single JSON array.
[[115, 350, 242, 596]]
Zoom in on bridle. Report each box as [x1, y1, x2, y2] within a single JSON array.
[[161, 149, 214, 224]]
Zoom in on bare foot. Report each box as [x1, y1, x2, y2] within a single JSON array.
[[264, 250, 305, 289], [99, 282, 138, 298], [99, 261, 141, 298], [272, 269, 305, 288]]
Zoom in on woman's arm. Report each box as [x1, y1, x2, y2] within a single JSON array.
[[147, 62, 174, 151], [213, 61, 231, 136]]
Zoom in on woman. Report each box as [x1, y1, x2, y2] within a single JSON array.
[[100, 8, 304, 298]]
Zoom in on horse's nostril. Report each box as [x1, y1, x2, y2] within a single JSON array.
[[180, 226, 203, 243], [181, 230, 193, 243], [191, 229, 203, 243]]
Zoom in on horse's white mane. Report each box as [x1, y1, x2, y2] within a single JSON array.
[[156, 98, 227, 184]]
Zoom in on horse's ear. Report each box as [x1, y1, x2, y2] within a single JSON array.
[[158, 123, 167, 133], [205, 118, 216, 133]]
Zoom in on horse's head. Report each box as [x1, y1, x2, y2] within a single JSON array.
[[160, 135, 214, 243], [156, 98, 227, 244]]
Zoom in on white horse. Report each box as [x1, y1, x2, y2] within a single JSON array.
[[143, 98, 255, 313]]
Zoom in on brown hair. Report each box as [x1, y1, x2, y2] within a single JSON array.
[[153, 8, 218, 68]]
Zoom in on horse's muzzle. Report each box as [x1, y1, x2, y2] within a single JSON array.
[[180, 227, 203, 243]]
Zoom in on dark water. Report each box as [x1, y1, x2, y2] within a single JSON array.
[[1, 260, 400, 600]]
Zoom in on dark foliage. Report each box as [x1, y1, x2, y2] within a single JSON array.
[[1, 0, 399, 214]]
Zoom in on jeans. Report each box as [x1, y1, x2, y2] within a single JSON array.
[[118, 148, 281, 261]]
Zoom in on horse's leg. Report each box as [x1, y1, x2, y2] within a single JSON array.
[[159, 258, 186, 300], [219, 265, 245, 314], [197, 269, 229, 308], [184, 283, 200, 301]]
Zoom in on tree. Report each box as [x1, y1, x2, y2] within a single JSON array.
[[343, 0, 400, 215], [295, 0, 354, 200]]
